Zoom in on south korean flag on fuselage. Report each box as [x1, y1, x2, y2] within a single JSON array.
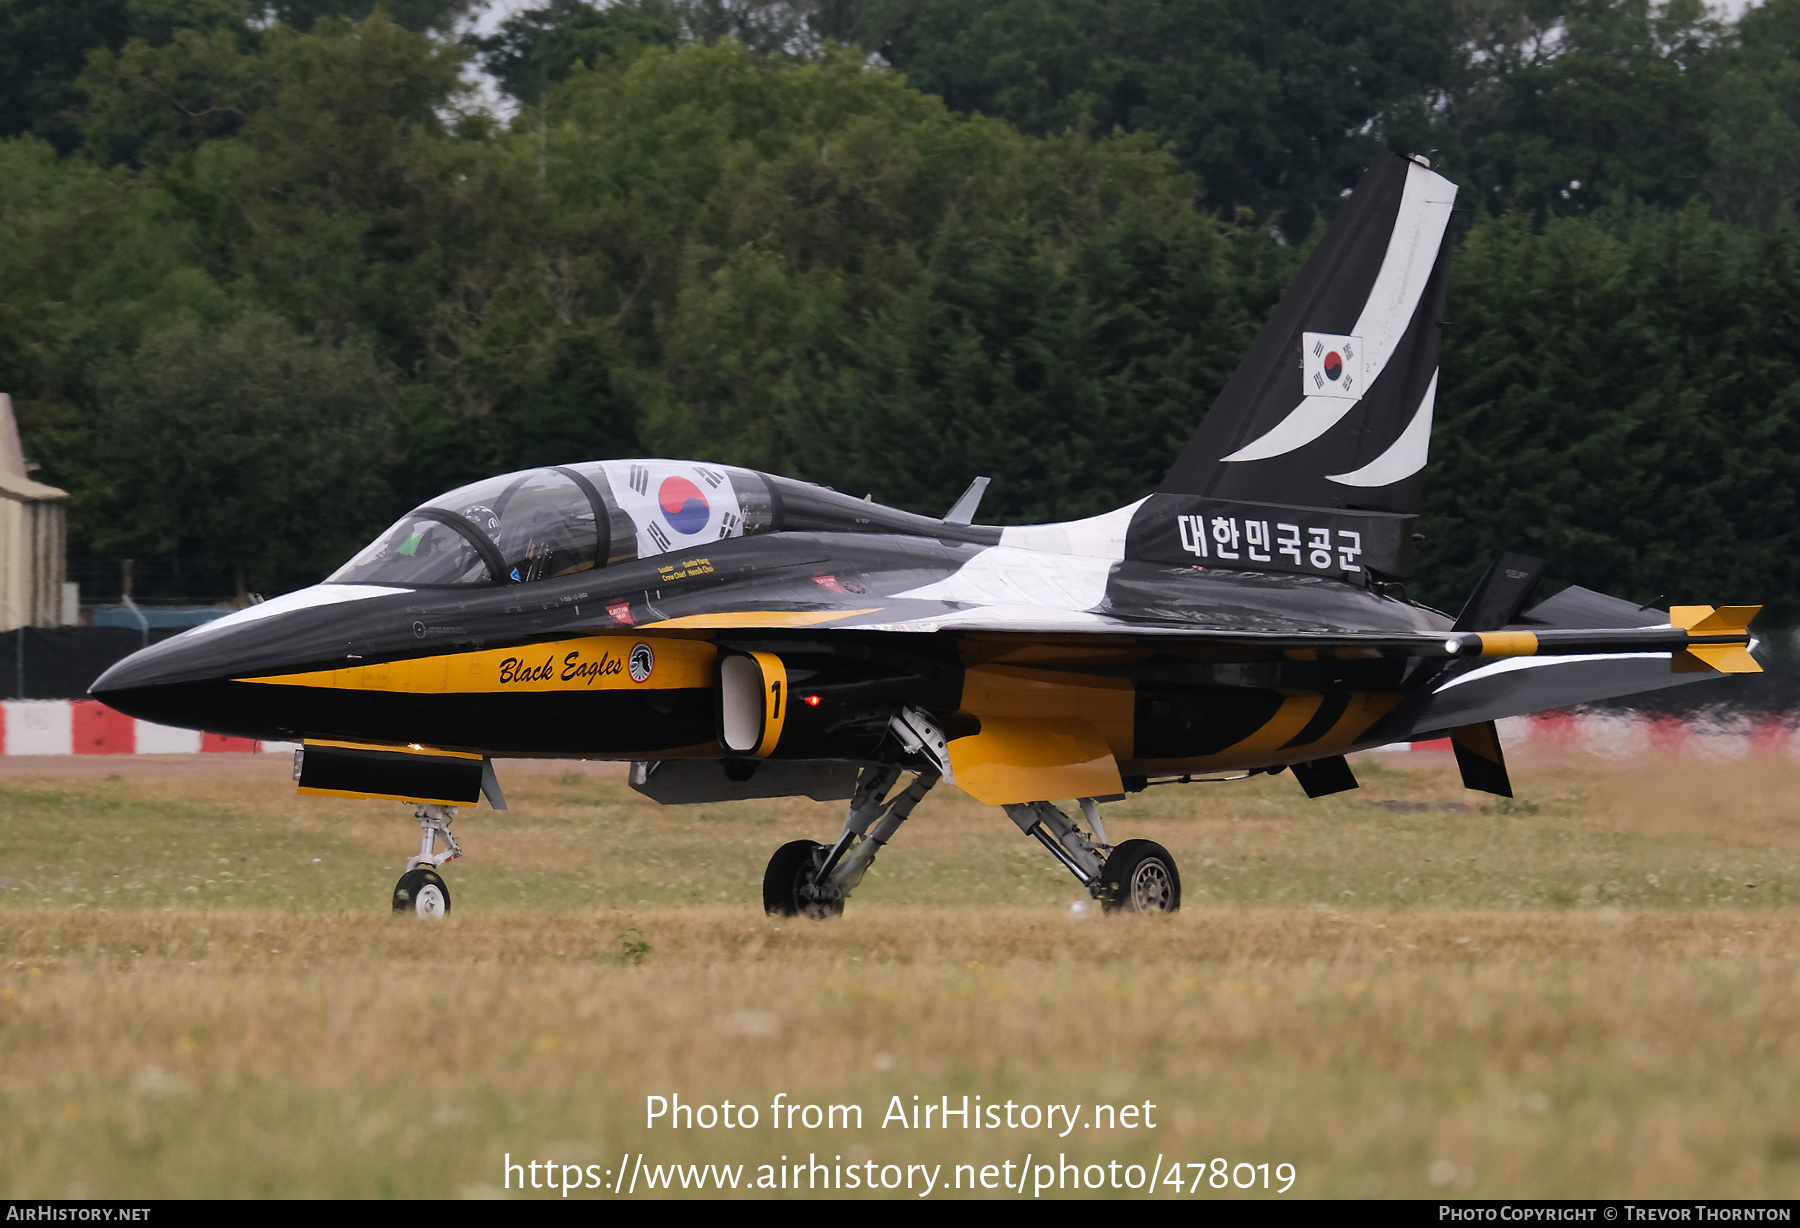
[[1304, 332, 1363, 400], [599, 459, 745, 559]]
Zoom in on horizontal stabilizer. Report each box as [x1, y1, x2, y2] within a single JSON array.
[[1370, 595, 1761, 741], [1520, 585, 1668, 630]]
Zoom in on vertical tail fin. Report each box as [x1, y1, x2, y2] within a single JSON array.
[[1127, 152, 1457, 582], [1454, 553, 1548, 631], [1159, 153, 1457, 517]]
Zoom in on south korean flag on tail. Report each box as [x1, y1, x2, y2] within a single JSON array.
[[599, 459, 746, 559], [1304, 332, 1363, 400]]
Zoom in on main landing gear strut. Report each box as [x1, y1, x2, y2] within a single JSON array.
[[1003, 799, 1181, 914], [761, 711, 1180, 918], [764, 765, 938, 918]]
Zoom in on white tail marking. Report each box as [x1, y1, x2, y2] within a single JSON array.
[[1328, 369, 1438, 487]]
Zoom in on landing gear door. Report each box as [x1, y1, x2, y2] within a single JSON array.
[[717, 652, 788, 758]]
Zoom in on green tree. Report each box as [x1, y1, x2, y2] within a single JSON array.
[[454, 39, 1293, 520], [670, 0, 830, 57], [0, 0, 458, 156], [257, 0, 473, 31], [80, 14, 482, 348], [1704, 0, 1800, 226], [1421, 204, 1800, 619], [849, 0, 1457, 236], [467, 0, 680, 104], [0, 0, 248, 151], [1439, 0, 1722, 221], [0, 133, 242, 485], [87, 313, 399, 593]]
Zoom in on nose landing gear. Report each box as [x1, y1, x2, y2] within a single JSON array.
[[393, 804, 461, 919]]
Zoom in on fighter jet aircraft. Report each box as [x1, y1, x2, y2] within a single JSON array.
[[91, 151, 1760, 920]]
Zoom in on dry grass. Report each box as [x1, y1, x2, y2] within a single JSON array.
[[2, 752, 1799, 1198]]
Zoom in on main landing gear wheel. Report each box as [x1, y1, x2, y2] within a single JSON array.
[[763, 839, 842, 920], [1098, 839, 1181, 914], [393, 867, 451, 918], [760, 766, 939, 920]]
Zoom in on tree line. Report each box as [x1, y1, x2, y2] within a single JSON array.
[[2, 0, 1799, 618]]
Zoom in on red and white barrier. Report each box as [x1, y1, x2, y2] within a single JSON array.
[[1395, 712, 1800, 760], [0, 699, 265, 755]]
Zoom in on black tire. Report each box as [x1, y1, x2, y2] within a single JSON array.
[[393, 867, 451, 918], [1097, 840, 1180, 914], [762, 839, 843, 919]]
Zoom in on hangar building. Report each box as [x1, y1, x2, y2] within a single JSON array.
[[0, 393, 70, 630]]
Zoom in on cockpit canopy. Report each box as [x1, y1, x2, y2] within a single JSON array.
[[329, 458, 999, 588], [328, 460, 775, 587]]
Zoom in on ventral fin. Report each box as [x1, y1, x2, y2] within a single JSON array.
[[1291, 755, 1359, 798], [1449, 721, 1511, 797]]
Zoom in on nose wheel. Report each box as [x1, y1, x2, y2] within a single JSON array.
[[393, 866, 451, 917]]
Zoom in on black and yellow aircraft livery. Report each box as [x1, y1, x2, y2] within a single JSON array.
[[92, 153, 1760, 920]]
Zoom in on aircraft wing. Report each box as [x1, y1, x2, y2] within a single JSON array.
[[633, 570, 1759, 675]]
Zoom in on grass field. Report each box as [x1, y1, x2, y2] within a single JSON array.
[[2, 751, 1799, 1199]]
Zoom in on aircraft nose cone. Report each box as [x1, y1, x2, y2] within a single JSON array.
[[91, 646, 160, 697], [88, 584, 413, 740], [89, 633, 226, 729]]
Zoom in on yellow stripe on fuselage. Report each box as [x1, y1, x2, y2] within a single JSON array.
[[237, 636, 716, 693], [303, 738, 482, 759], [1283, 691, 1404, 758], [297, 786, 475, 806], [1194, 691, 1325, 766]]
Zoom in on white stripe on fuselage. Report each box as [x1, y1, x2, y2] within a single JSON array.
[[1221, 162, 1457, 464], [174, 584, 410, 639]]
